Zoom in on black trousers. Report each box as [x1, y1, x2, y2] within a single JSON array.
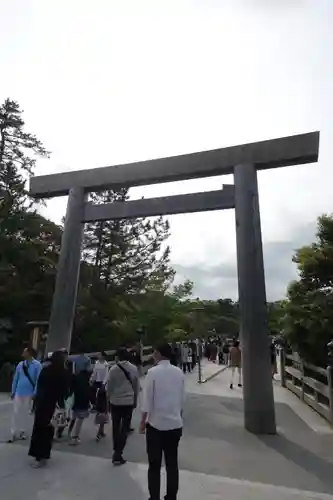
[[182, 363, 191, 373], [146, 424, 182, 500], [110, 404, 133, 459]]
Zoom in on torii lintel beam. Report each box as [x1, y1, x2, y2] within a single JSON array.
[[83, 186, 235, 222], [30, 132, 319, 199]]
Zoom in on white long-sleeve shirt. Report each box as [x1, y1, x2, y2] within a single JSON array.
[[90, 360, 109, 383], [141, 360, 185, 430]]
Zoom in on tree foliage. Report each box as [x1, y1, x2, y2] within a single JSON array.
[[83, 189, 173, 293], [72, 189, 175, 351], [267, 300, 287, 337], [0, 98, 49, 213], [0, 99, 55, 363], [283, 214, 333, 365]]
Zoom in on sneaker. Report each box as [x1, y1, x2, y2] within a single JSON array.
[[69, 437, 80, 446], [19, 432, 27, 441], [30, 459, 47, 468], [238, 383, 242, 388], [96, 435, 101, 442], [113, 457, 127, 466], [127, 428, 134, 434], [230, 383, 233, 389]]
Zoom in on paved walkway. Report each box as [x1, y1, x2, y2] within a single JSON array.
[[1, 360, 333, 499]]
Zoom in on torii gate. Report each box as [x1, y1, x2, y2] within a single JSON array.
[[29, 131, 320, 435]]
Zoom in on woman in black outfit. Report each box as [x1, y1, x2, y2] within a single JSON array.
[[270, 342, 277, 379], [28, 350, 68, 467]]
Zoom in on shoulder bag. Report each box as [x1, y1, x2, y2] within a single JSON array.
[[22, 362, 36, 389], [116, 363, 137, 407]]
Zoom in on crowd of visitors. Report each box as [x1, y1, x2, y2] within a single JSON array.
[[7, 335, 277, 498], [7, 342, 186, 499]]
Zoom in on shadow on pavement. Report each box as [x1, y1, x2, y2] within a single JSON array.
[[259, 432, 333, 491], [0, 443, 148, 500]]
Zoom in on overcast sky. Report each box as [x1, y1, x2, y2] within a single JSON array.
[[1, 0, 332, 301]]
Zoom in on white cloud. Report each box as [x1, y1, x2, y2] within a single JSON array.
[[0, 0, 332, 299]]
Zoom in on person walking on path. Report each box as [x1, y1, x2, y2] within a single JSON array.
[[28, 351, 68, 467], [90, 351, 109, 410], [128, 344, 143, 375], [106, 348, 139, 466], [73, 349, 91, 375], [95, 384, 109, 442], [229, 339, 242, 389], [55, 351, 74, 440], [209, 342, 218, 363], [189, 341, 197, 370], [270, 341, 277, 379], [170, 342, 182, 367], [68, 369, 91, 445], [9, 347, 42, 443], [222, 343, 230, 365], [181, 343, 190, 373], [187, 345, 193, 373], [140, 343, 185, 500]]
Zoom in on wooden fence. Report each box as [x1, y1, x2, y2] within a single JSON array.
[[280, 350, 333, 424]]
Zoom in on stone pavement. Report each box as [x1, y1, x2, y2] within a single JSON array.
[[1, 360, 333, 499]]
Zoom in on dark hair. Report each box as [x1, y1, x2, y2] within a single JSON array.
[[50, 350, 65, 369], [116, 348, 129, 362], [155, 343, 172, 360], [233, 340, 240, 348], [100, 351, 107, 358], [26, 346, 36, 357], [66, 359, 73, 370]]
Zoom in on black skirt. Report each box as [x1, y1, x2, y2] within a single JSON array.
[[29, 421, 54, 460], [28, 407, 55, 460]]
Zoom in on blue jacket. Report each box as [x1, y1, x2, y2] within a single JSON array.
[[11, 359, 42, 397]]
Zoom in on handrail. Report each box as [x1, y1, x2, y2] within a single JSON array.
[[81, 345, 153, 361], [69, 345, 154, 370], [285, 354, 328, 377], [280, 350, 333, 425]]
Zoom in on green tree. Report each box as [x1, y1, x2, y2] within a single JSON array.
[[82, 189, 173, 293], [0, 98, 53, 362], [172, 279, 194, 300], [73, 189, 175, 351], [0, 213, 62, 362], [267, 300, 287, 336], [0, 98, 49, 213], [284, 214, 333, 365]]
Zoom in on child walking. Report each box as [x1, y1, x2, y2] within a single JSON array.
[[68, 369, 90, 446], [95, 384, 109, 442]]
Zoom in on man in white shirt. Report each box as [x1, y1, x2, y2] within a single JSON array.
[[140, 343, 185, 500], [90, 351, 109, 410]]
